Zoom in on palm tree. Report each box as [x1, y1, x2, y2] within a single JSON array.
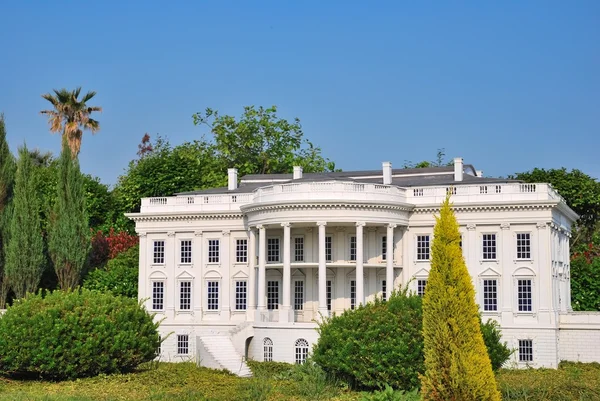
[[40, 87, 102, 157]]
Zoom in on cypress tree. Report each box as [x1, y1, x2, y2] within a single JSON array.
[[48, 140, 90, 290], [5, 144, 45, 299], [420, 196, 501, 400], [0, 115, 16, 307]]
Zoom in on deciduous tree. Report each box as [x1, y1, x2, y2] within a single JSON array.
[[421, 197, 500, 400], [5, 145, 45, 299]]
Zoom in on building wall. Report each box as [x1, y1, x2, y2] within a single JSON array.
[[559, 313, 600, 363]]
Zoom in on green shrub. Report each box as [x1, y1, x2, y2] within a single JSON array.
[[0, 289, 160, 379], [313, 288, 424, 391], [83, 245, 138, 298], [360, 385, 420, 401], [480, 318, 513, 371], [290, 359, 340, 400], [247, 360, 294, 379]]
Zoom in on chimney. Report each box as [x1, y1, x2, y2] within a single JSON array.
[[228, 168, 238, 190], [454, 157, 463, 182], [382, 161, 392, 185], [476, 170, 483, 178], [293, 166, 303, 180]]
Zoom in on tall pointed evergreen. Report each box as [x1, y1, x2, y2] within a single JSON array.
[[420, 197, 500, 400], [48, 140, 90, 289], [5, 144, 45, 299], [0, 115, 16, 307]]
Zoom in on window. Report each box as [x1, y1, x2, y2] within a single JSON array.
[[180, 240, 192, 264], [294, 281, 304, 311], [153, 240, 165, 264], [480, 185, 488, 194], [349, 236, 357, 261], [157, 335, 162, 355], [350, 280, 356, 310], [325, 236, 333, 262], [177, 334, 189, 355], [179, 281, 191, 310], [267, 281, 279, 310], [267, 238, 280, 262], [235, 281, 247, 310], [517, 233, 531, 260], [382, 280, 387, 302], [294, 237, 304, 262], [207, 281, 219, 310], [208, 239, 220, 263], [482, 234, 497, 260], [295, 339, 309, 364], [326, 280, 332, 311], [518, 339, 533, 362], [417, 235, 430, 260], [483, 279, 497, 312], [417, 279, 427, 297], [236, 239, 248, 263], [263, 338, 273, 362], [382, 236, 387, 260], [152, 281, 164, 310], [517, 279, 532, 312]]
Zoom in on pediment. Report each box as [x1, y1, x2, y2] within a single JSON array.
[[176, 270, 194, 280], [513, 266, 536, 277], [291, 268, 306, 278], [479, 267, 500, 277], [345, 268, 368, 279], [149, 270, 167, 279], [205, 269, 222, 279], [232, 270, 249, 279], [316, 268, 336, 278], [413, 268, 429, 278]]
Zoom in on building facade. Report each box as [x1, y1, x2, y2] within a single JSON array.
[[128, 158, 600, 375]]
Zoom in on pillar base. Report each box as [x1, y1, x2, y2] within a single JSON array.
[[279, 306, 293, 323]]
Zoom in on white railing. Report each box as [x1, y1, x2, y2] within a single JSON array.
[[407, 183, 565, 205], [139, 182, 566, 213]]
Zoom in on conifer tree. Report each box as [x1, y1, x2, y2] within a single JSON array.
[[48, 141, 90, 290], [0, 115, 16, 307], [420, 196, 501, 400], [5, 144, 45, 299]]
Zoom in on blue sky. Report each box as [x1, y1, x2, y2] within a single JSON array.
[[1, 1, 598, 186]]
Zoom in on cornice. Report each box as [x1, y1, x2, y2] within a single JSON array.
[[413, 201, 558, 214], [126, 212, 243, 223], [241, 200, 414, 214]]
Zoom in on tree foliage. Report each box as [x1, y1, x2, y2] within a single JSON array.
[[570, 252, 600, 311], [193, 105, 336, 176], [4, 145, 45, 299], [403, 149, 452, 169], [83, 245, 139, 298], [0, 115, 15, 307], [40, 87, 102, 156], [0, 289, 160, 379], [48, 142, 91, 290], [420, 197, 500, 400]]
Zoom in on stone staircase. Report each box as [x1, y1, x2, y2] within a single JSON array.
[[198, 335, 252, 377]]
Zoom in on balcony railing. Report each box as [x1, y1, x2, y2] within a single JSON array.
[[139, 182, 565, 213]]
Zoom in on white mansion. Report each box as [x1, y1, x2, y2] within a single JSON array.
[[128, 158, 600, 375]]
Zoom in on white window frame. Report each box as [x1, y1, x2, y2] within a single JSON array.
[[179, 239, 192, 265], [293, 236, 304, 262], [235, 238, 248, 264], [234, 280, 247, 311], [515, 276, 535, 314], [482, 233, 498, 261], [293, 280, 304, 311], [178, 280, 192, 311], [153, 240, 165, 265], [481, 278, 498, 313], [381, 235, 387, 261], [416, 235, 430, 261], [267, 280, 280, 310], [417, 278, 427, 297], [349, 279, 356, 310], [206, 280, 220, 311], [516, 232, 532, 260], [263, 337, 273, 362], [325, 235, 333, 262], [348, 235, 357, 262], [295, 338, 309, 364], [267, 237, 281, 263], [326, 279, 333, 311], [518, 339, 534, 363], [177, 334, 189, 355], [207, 239, 220, 264], [379, 277, 387, 302], [151, 280, 165, 311]]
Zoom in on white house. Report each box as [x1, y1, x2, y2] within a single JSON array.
[[127, 158, 600, 375]]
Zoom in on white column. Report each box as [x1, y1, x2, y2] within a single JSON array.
[[166, 231, 176, 319], [247, 228, 256, 320], [317, 222, 327, 317], [386, 224, 396, 299], [221, 230, 231, 320], [256, 225, 266, 321], [137, 232, 147, 304], [356, 222, 365, 306], [280, 222, 291, 322], [194, 230, 203, 317]]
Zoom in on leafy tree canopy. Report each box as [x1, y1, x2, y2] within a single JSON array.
[[403, 149, 452, 169]]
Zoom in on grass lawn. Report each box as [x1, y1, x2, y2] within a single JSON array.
[[0, 361, 598, 401]]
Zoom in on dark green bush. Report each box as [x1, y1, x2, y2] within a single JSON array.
[[83, 245, 139, 298], [313, 288, 424, 391], [480, 318, 513, 371], [313, 288, 513, 391], [0, 289, 160, 379]]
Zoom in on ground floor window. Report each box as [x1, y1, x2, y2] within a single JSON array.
[[326, 280, 332, 311], [518, 339, 533, 362], [177, 334, 189, 355], [350, 280, 356, 310], [295, 338, 309, 364], [263, 337, 273, 362], [267, 280, 279, 310], [417, 279, 427, 297]]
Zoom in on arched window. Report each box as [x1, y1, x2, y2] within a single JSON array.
[[295, 338, 309, 364], [263, 337, 273, 362]]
